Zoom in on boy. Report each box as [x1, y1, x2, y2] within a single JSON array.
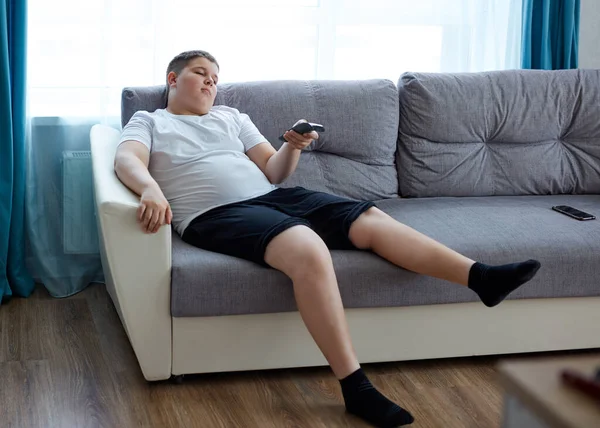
[[115, 50, 541, 427]]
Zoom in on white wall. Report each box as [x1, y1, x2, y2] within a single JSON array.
[[579, 0, 600, 68]]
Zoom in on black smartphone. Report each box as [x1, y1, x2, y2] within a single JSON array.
[[551, 205, 596, 221], [279, 122, 325, 142]]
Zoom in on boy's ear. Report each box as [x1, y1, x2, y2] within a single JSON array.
[[167, 71, 178, 86]]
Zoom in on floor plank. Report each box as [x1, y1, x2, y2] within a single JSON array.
[[1, 283, 598, 428]]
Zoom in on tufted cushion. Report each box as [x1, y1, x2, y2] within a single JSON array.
[[121, 80, 399, 200], [397, 69, 600, 197]]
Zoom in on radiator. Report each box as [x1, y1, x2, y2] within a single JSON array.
[[62, 151, 100, 254]]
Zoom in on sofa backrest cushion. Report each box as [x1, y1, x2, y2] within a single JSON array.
[[397, 69, 600, 197], [121, 79, 400, 200]]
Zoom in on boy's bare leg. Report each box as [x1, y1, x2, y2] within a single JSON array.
[[349, 207, 541, 307], [349, 208, 476, 285], [264, 224, 414, 427], [264, 225, 359, 380]]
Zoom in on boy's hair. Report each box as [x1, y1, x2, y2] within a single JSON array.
[[165, 50, 220, 94]]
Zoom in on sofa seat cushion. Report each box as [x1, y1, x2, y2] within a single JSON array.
[[171, 194, 600, 317]]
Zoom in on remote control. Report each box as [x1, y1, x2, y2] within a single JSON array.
[[279, 122, 325, 142]]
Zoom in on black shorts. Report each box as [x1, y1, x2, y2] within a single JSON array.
[[182, 187, 376, 266]]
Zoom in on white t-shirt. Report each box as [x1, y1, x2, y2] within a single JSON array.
[[119, 106, 276, 235]]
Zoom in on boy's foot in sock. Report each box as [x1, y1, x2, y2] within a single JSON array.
[[340, 368, 414, 427], [468, 259, 541, 307]]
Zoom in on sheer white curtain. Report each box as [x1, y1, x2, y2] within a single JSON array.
[[26, 0, 522, 296], [28, 0, 522, 118]]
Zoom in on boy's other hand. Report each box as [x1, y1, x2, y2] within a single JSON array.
[[138, 185, 173, 234]]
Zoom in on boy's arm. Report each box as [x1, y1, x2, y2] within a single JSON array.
[[246, 124, 318, 184], [247, 142, 298, 185], [114, 141, 172, 234]]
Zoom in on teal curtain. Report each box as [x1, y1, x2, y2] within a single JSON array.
[[1, 0, 34, 304], [521, 0, 580, 69]]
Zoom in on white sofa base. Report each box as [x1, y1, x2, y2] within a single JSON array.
[[171, 296, 600, 377]]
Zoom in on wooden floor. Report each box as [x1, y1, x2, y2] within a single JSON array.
[[1, 284, 598, 428]]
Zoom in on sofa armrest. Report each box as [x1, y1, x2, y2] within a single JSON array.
[[90, 124, 172, 381]]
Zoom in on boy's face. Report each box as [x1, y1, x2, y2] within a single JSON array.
[[167, 57, 220, 115]]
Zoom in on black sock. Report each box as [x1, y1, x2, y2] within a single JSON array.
[[468, 259, 541, 307], [340, 368, 414, 427]]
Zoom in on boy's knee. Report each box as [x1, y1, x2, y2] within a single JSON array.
[[295, 242, 332, 277], [265, 225, 332, 278], [349, 207, 387, 249]]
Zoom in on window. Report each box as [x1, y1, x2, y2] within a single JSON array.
[[28, 0, 521, 117]]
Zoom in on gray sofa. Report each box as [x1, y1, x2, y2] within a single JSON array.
[[92, 69, 600, 381]]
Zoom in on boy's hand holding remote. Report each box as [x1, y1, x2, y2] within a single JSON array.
[[280, 119, 324, 150]]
